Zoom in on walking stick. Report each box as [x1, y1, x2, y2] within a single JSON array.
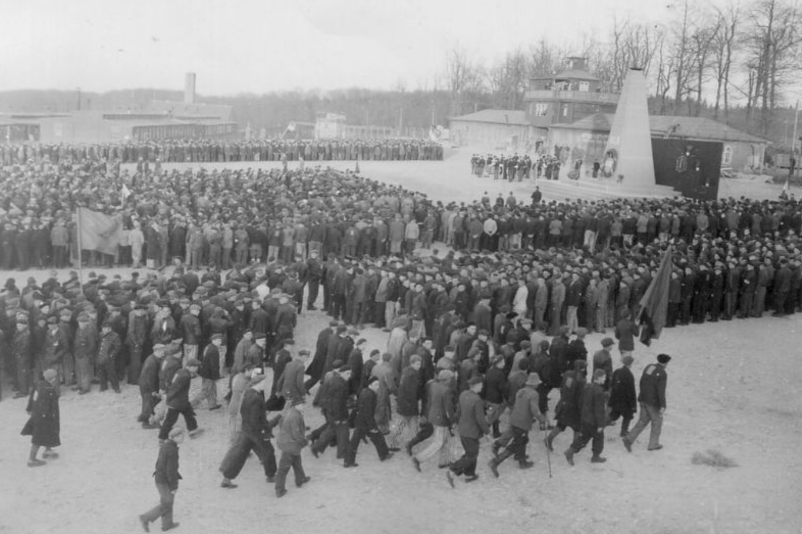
[[543, 426, 552, 478]]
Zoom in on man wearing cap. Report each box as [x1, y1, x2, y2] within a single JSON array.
[[139, 344, 166, 428], [197, 334, 223, 410], [593, 337, 615, 390], [310, 364, 352, 459], [564, 368, 608, 465], [127, 305, 149, 385], [448, 376, 489, 484], [623, 354, 671, 452], [275, 398, 311, 498], [614, 309, 639, 360], [43, 316, 68, 386], [73, 315, 98, 395], [12, 315, 32, 398], [276, 349, 309, 403], [220, 373, 278, 487], [139, 427, 183, 532], [545, 360, 587, 452], [410, 369, 454, 469], [387, 354, 423, 451], [345, 374, 394, 467], [180, 303, 202, 367], [608, 355, 637, 437], [488, 373, 545, 479], [158, 359, 202, 442], [97, 321, 123, 394], [21, 368, 61, 467]]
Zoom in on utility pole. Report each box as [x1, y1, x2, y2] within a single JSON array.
[[76, 87, 81, 111], [792, 100, 799, 156]]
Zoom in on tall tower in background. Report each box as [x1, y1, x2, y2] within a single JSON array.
[[184, 73, 196, 104]]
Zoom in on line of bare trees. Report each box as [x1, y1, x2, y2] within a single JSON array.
[[442, 0, 801, 137]]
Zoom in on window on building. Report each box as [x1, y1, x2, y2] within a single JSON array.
[[722, 145, 733, 165], [532, 103, 548, 116], [579, 81, 589, 92], [561, 105, 568, 117]]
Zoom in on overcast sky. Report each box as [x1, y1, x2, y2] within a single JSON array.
[[1, 0, 676, 95]]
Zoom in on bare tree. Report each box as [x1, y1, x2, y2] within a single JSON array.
[[742, 0, 802, 133], [487, 48, 529, 109], [443, 46, 485, 116], [711, 2, 740, 121], [688, 13, 721, 116]]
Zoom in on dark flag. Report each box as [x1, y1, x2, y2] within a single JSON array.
[[637, 246, 673, 346], [355, 160, 360, 174]]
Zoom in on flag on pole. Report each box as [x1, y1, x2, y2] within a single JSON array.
[[77, 207, 122, 256], [782, 178, 790, 197], [121, 184, 131, 203], [637, 245, 673, 346]]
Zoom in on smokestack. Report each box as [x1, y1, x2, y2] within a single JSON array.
[[184, 73, 196, 104]]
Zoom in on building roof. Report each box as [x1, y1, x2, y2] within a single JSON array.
[[449, 109, 529, 126], [554, 69, 599, 82], [550, 113, 768, 144]]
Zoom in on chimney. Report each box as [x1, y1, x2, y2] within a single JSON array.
[[184, 73, 196, 104]]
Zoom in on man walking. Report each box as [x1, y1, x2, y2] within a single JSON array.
[[447, 376, 489, 485], [564, 369, 608, 465], [623, 354, 671, 452], [158, 359, 202, 442], [139, 428, 183, 532], [275, 399, 311, 498]]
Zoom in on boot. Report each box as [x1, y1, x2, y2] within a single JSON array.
[[564, 447, 575, 466], [488, 459, 500, 478], [518, 459, 535, 469], [591, 455, 607, 463]]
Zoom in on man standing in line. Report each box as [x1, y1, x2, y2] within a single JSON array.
[[564, 369, 608, 465], [623, 353, 671, 452], [447, 376, 489, 486], [139, 427, 183, 532]]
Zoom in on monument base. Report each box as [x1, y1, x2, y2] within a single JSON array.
[[534, 176, 677, 202]]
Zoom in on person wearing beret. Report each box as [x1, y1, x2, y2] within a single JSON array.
[[564, 368, 609, 465], [624, 354, 671, 452], [275, 398, 311, 498], [447, 376, 489, 484]]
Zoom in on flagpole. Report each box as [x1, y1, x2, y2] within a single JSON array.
[[76, 207, 84, 290]]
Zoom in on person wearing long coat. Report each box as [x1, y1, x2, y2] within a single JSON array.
[[21, 369, 60, 467]]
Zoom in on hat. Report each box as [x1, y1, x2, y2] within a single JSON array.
[[437, 369, 454, 381], [575, 327, 587, 338], [254, 333, 267, 340], [210, 333, 223, 342], [298, 349, 310, 356], [467, 376, 483, 387], [525, 373, 541, 387], [43, 368, 58, 382], [593, 369, 607, 381], [657, 353, 672, 364], [153, 343, 167, 352], [601, 337, 615, 347], [186, 358, 202, 367], [477, 329, 489, 337], [337, 364, 351, 373], [622, 355, 634, 366], [47, 316, 58, 324], [367, 376, 379, 386]]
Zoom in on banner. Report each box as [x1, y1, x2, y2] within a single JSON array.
[[78, 207, 122, 256], [637, 246, 673, 346]]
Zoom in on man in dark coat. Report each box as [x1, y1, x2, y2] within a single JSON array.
[[97, 321, 122, 394], [139, 344, 166, 428], [22, 368, 60, 467], [564, 369, 608, 465], [608, 355, 637, 437], [305, 321, 337, 390], [276, 349, 309, 403], [623, 353, 670, 452], [447, 376, 489, 484], [158, 359, 201, 441], [544, 360, 586, 451], [387, 355, 423, 449], [198, 334, 222, 410], [139, 427, 183, 532], [344, 377, 392, 467], [310, 365, 352, 459], [275, 399, 311, 498], [219, 374, 278, 487]]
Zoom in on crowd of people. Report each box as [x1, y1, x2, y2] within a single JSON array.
[[0, 137, 443, 168], [2, 154, 802, 528], [471, 153, 571, 181]]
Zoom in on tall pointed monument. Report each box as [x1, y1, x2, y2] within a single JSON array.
[[604, 68, 656, 189]]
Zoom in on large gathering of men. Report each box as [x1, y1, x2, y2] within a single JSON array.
[[1, 139, 800, 531]]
